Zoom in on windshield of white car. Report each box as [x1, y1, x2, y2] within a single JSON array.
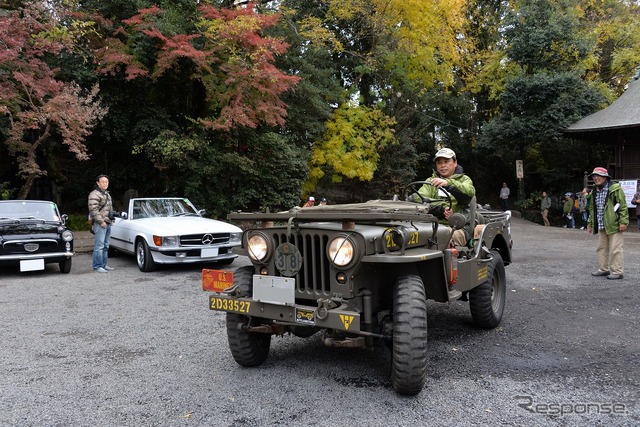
[[132, 199, 199, 219]]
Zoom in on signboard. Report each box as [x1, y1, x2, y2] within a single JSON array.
[[516, 160, 524, 179], [619, 179, 638, 207]]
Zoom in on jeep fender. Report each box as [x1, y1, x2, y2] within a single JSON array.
[[361, 250, 449, 303]]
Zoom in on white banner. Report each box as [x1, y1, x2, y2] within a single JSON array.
[[516, 160, 523, 179], [619, 180, 638, 207]]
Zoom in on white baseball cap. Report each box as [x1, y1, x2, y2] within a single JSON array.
[[434, 148, 456, 160]]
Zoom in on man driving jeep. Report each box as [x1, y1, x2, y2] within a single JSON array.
[[416, 148, 476, 246]]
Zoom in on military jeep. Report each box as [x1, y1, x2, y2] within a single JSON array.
[[203, 183, 512, 395]]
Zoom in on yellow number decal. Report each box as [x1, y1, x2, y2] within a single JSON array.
[[385, 234, 396, 248], [211, 297, 251, 313], [408, 232, 419, 245]]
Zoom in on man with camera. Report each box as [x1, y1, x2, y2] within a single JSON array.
[[88, 174, 116, 273]]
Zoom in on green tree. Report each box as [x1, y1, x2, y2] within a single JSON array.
[[577, 0, 640, 94], [477, 0, 608, 199]]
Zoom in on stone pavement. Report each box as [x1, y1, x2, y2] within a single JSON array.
[[73, 230, 95, 253]]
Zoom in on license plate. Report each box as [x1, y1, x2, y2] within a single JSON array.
[[20, 259, 44, 272], [209, 296, 251, 314], [201, 247, 219, 257], [202, 269, 233, 292], [253, 275, 295, 305]]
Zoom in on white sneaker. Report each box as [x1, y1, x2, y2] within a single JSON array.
[[103, 266, 115, 271], [95, 267, 108, 273]]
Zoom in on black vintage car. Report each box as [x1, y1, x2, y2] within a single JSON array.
[[0, 200, 74, 273]]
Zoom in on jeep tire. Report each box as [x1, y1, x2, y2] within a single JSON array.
[[391, 275, 428, 395], [469, 249, 506, 329], [226, 266, 271, 366]]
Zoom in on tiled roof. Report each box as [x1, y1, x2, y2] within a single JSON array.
[[565, 76, 640, 133]]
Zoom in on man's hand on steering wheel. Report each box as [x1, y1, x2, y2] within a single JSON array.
[[429, 177, 449, 188], [403, 181, 452, 211]]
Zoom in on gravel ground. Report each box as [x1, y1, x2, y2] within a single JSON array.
[[1, 217, 639, 426]]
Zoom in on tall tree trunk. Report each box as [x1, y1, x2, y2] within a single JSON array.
[[18, 174, 37, 200]]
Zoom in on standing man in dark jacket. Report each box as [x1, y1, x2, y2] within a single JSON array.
[[586, 167, 628, 280], [88, 174, 114, 273]]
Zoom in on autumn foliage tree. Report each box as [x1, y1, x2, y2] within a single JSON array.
[[0, 4, 106, 199], [95, 3, 299, 132], [78, 2, 302, 212]]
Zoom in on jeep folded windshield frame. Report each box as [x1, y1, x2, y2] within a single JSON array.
[[228, 201, 440, 224]]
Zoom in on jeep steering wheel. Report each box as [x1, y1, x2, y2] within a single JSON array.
[[403, 181, 453, 210]]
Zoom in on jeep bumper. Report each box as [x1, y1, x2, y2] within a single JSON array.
[[209, 294, 361, 333]]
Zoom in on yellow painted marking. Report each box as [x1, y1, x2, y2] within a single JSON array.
[[478, 266, 488, 281], [339, 314, 354, 330]]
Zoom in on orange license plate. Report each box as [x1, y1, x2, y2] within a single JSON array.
[[202, 269, 233, 292]]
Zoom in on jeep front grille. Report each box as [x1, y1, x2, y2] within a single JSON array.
[[272, 232, 331, 297]]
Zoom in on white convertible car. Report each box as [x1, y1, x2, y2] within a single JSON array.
[[110, 197, 242, 272]]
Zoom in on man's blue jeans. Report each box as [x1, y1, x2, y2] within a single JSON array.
[[92, 222, 111, 270]]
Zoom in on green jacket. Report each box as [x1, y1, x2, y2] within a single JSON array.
[[416, 171, 475, 224], [587, 181, 629, 235]]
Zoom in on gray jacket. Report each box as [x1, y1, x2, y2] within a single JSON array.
[[88, 188, 113, 225]]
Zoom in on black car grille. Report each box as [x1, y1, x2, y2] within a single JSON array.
[[180, 233, 230, 246], [2, 239, 64, 255], [271, 231, 331, 297]]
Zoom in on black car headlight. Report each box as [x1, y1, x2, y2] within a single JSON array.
[[62, 230, 73, 242]]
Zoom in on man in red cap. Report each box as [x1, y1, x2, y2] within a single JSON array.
[[586, 167, 628, 280], [302, 196, 315, 208]]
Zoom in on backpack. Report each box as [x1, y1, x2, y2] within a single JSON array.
[[573, 198, 579, 212], [578, 195, 587, 211]]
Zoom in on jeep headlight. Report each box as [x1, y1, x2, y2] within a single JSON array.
[[247, 233, 269, 261], [328, 236, 354, 267]]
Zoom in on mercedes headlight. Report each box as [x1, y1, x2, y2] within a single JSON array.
[[153, 235, 178, 246], [247, 233, 269, 261], [229, 232, 242, 245], [328, 236, 354, 267]]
